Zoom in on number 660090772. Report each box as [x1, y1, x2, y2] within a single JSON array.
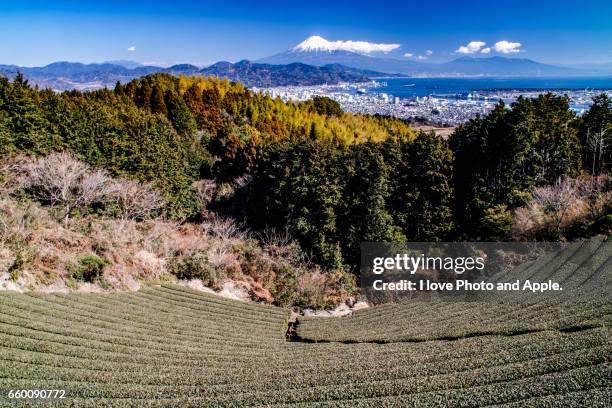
[[7, 389, 66, 399]]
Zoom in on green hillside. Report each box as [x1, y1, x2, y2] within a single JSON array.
[[0, 238, 610, 406]]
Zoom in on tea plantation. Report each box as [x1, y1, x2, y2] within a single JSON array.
[[0, 238, 610, 406], [298, 237, 612, 343]]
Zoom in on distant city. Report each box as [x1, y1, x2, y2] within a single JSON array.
[[258, 81, 612, 126]]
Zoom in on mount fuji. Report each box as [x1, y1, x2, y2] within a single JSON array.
[[259, 36, 422, 74]]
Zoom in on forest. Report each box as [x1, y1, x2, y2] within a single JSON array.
[[1, 72, 610, 272]]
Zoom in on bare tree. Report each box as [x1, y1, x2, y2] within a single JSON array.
[[582, 94, 612, 177], [586, 128, 611, 177], [192, 179, 217, 218], [258, 227, 294, 249], [577, 174, 612, 219], [17, 153, 113, 224], [531, 178, 580, 233], [201, 214, 249, 242], [110, 179, 165, 221]]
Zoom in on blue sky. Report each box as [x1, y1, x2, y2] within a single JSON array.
[[1, 0, 611, 66]]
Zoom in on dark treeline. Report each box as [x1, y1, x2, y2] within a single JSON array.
[[244, 135, 453, 267], [1, 72, 610, 269]]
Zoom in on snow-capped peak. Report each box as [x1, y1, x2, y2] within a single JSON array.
[[293, 36, 336, 52]]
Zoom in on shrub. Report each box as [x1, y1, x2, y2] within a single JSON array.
[[8, 252, 24, 281], [71, 255, 109, 282], [479, 204, 513, 240], [271, 265, 356, 309], [294, 269, 357, 309], [512, 174, 612, 240], [592, 214, 612, 235], [167, 251, 223, 287]]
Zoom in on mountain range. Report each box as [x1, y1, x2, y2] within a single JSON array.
[[2, 36, 610, 91], [0, 60, 382, 91], [201, 60, 384, 87], [259, 36, 583, 77]]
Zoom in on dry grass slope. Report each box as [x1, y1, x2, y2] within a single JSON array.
[[0, 154, 355, 307]]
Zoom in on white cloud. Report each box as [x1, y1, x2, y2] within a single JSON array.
[[481, 47, 491, 54], [339, 40, 400, 53], [416, 55, 427, 60], [404, 53, 414, 58], [127, 46, 136, 52], [294, 36, 400, 54], [425, 50, 433, 56], [493, 40, 521, 54], [456, 41, 486, 54]]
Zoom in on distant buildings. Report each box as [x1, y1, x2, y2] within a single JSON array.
[[257, 82, 611, 126]]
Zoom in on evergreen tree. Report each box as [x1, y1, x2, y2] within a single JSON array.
[[531, 94, 581, 183], [124, 81, 137, 98], [0, 73, 50, 154], [340, 142, 404, 265], [114, 81, 124, 95], [309, 122, 318, 140], [307, 96, 344, 117], [150, 85, 167, 116], [250, 140, 344, 268], [166, 91, 197, 137], [394, 132, 454, 241], [137, 81, 152, 110]]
